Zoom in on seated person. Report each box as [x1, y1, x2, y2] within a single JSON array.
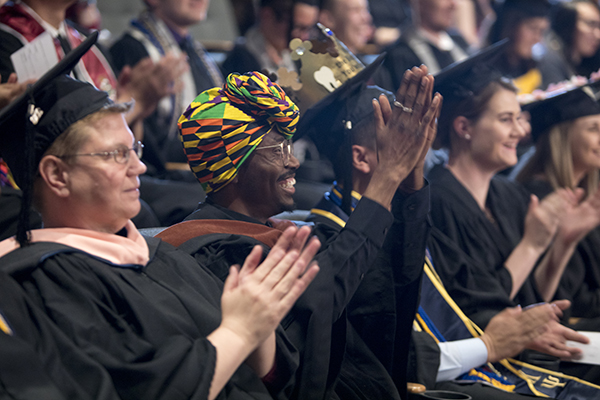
[[482, 0, 550, 93], [221, 0, 296, 76], [374, 0, 469, 92], [0, 51, 318, 399], [426, 43, 600, 329], [163, 67, 438, 399], [539, 0, 600, 87], [110, 0, 223, 180], [516, 85, 600, 322], [303, 74, 596, 399]]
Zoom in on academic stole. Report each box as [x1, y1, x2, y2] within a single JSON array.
[[0, 2, 117, 97], [418, 255, 600, 399]]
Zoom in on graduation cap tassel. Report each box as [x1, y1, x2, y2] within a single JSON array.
[[16, 94, 37, 247], [340, 121, 353, 216]]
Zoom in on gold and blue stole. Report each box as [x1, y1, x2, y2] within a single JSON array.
[[420, 255, 600, 398], [0, 310, 13, 335], [311, 190, 600, 398], [309, 182, 361, 227]]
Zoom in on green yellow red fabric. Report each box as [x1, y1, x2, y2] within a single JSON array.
[[178, 71, 299, 194]]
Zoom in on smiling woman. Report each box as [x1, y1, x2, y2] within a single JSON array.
[[424, 45, 596, 329]]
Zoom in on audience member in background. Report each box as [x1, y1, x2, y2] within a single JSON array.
[[374, 0, 470, 92], [318, 0, 373, 55], [110, 0, 224, 225], [540, 0, 600, 87], [368, 0, 409, 47], [290, 0, 320, 41], [453, 0, 495, 47], [66, 0, 102, 32], [111, 0, 222, 178], [221, 0, 296, 77], [0, 0, 182, 129], [484, 0, 550, 93], [0, 0, 192, 227], [516, 86, 600, 325]]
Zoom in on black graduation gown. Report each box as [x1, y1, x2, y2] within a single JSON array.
[[427, 164, 542, 328], [0, 271, 120, 400], [306, 186, 430, 398], [0, 237, 298, 400], [180, 197, 399, 399], [522, 179, 600, 319]]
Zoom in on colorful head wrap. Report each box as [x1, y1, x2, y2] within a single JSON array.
[[178, 71, 300, 194]]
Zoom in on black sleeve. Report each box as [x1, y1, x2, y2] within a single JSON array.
[[0, 274, 120, 400], [0, 30, 22, 81], [311, 196, 394, 320], [109, 33, 151, 75], [4, 246, 270, 400], [427, 228, 515, 328], [407, 330, 441, 389]]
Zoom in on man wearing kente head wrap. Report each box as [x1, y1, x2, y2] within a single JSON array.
[[169, 68, 442, 399]]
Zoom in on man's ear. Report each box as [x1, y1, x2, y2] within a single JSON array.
[[351, 144, 375, 174], [38, 156, 71, 198], [452, 116, 472, 140]]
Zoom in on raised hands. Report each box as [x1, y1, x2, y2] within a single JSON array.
[[206, 225, 319, 399], [557, 187, 600, 245], [373, 65, 442, 184], [364, 65, 443, 209], [220, 225, 320, 348]]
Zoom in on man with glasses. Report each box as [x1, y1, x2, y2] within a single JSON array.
[[157, 68, 439, 398]]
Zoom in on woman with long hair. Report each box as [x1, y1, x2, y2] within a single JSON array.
[[516, 84, 600, 319]]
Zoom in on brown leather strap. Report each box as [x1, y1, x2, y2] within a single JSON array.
[[156, 219, 283, 248]]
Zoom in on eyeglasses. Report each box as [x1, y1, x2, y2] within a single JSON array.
[[255, 139, 294, 166], [60, 141, 144, 164], [579, 18, 600, 31]]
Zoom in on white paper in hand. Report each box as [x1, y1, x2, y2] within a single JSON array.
[[10, 32, 59, 82], [566, 331, 600, 365]]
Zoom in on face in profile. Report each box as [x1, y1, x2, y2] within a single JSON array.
[[291, 3, 319, 41], [463, 87, 526, 172], [62, 113, 147, 233], [321, 0, 373, 52], [574, 2, 600, 59], [570, 114, 600, 175], [234, 132, 299, 220], [513, 17, 549, 60]]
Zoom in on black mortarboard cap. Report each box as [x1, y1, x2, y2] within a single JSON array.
[[0, 31, 112, 245], [499, 0, 551, 18], [433, 39, 509, 148], [295, 51, 386, 151], [522, 85, 600, 141], [433, 39, 508, 104]]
